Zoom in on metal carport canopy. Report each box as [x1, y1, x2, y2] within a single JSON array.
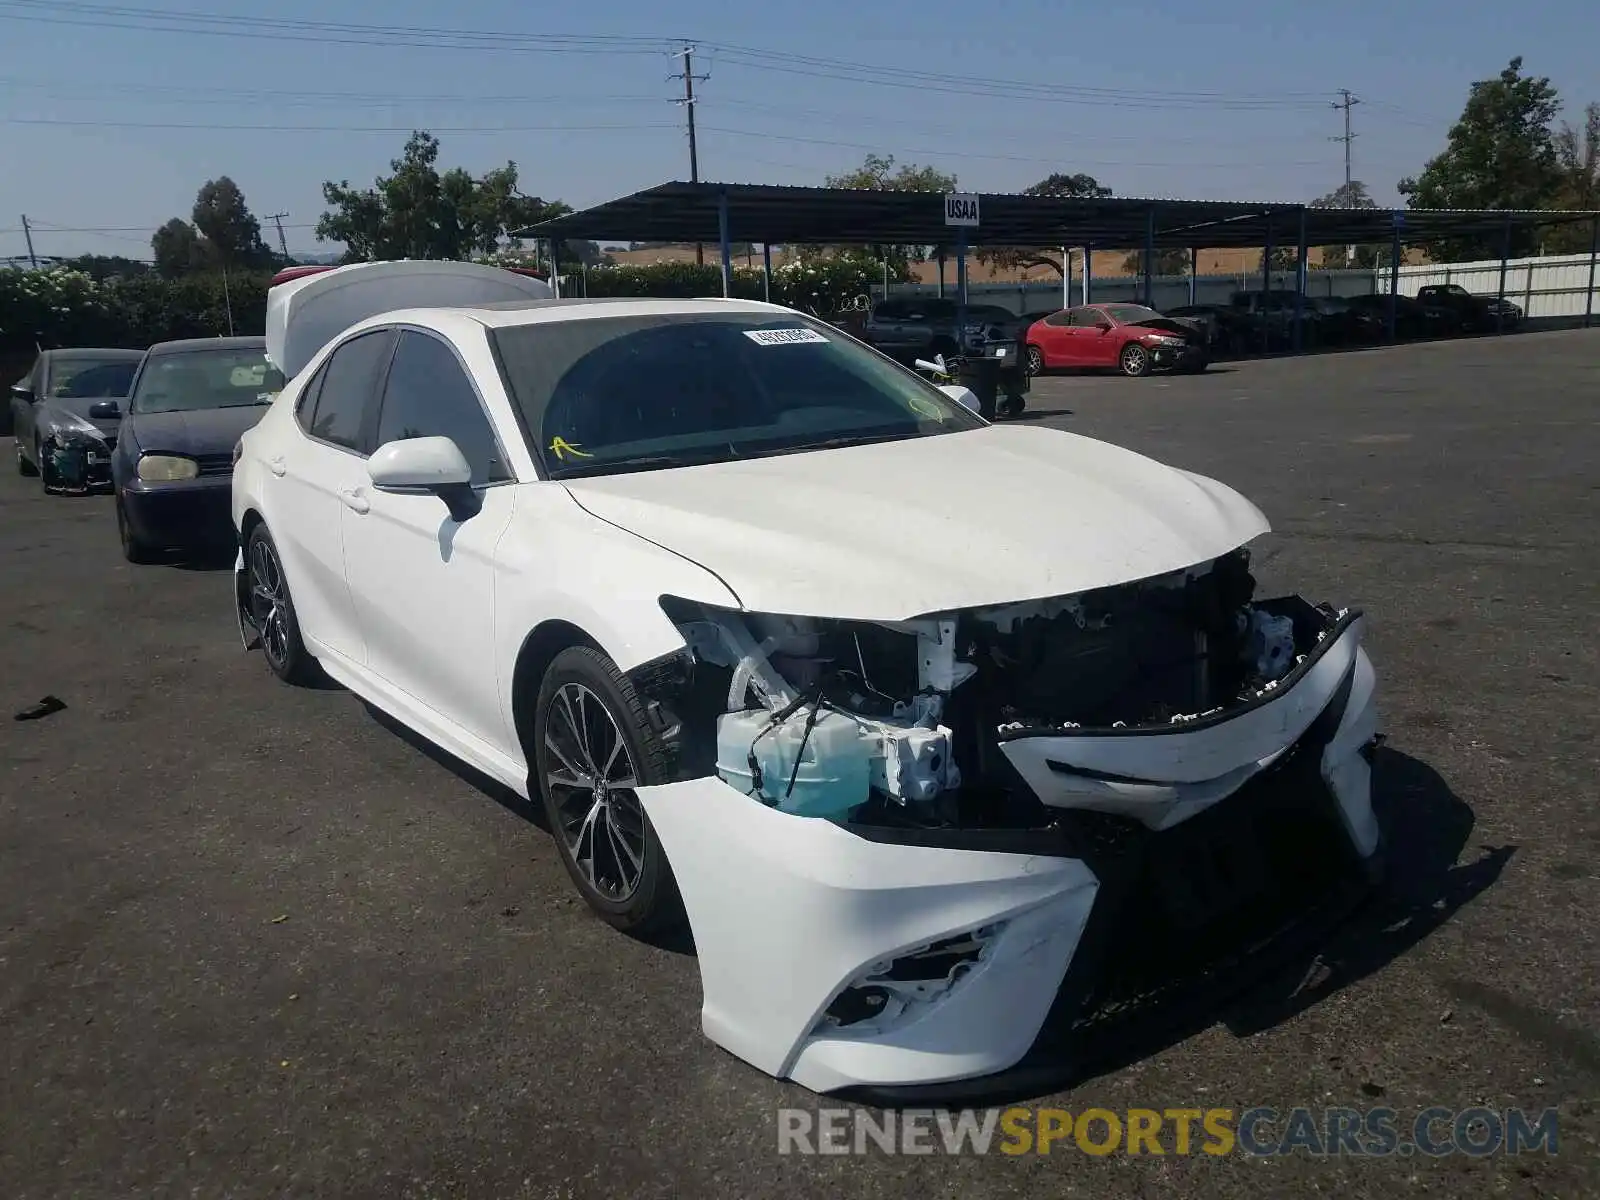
[[520, 181, 1599, 249]]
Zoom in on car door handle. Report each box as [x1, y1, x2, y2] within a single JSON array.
[[339, 487, 370, 514], [267, 455, 287, 477]]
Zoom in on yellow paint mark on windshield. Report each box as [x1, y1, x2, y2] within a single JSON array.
[[548, 437, 593, 460], [908, 396, 945, 420]]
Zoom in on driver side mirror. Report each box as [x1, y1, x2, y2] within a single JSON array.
[[10, 383, 33, 403], [368, 435, 481, 523], [937, 384, 981, 415], [88, 400, 120, 419]]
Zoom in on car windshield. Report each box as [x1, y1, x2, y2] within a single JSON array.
[[131, 346, 285, 414], [1102, 304, 1162, 324], [491, 312, 988, 479], [49, 358, 137, 400]]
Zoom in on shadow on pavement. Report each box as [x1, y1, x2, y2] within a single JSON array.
[[841, 747, 1508, 1110]]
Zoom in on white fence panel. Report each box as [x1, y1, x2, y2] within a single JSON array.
[[1377, 252, 1600, 320]]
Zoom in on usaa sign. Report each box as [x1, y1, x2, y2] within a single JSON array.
[[944, 193, 981, 227]]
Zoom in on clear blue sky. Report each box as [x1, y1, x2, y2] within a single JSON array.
[[2, 0, 1595, 261]]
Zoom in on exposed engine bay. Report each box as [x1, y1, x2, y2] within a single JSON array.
[[637, 547, 1348, 832]]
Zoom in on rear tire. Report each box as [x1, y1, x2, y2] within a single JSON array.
[[244, 524, 318, 685], [533, 645, 684, 937], [1025, 345, 1045, 377], [1119, 343, 1152, 377]]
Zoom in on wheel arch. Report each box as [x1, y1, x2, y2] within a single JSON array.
[[510, 619, 605, 791]]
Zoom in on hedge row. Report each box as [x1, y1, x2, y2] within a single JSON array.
[[0, 255, 895, 354]]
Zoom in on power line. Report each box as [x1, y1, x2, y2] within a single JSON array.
[[0, 1, 1355, 112], [3, 117, 680, 134], [699, 125, 1335, 170]]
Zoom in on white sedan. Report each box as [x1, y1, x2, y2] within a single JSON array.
[[233, 262, 1382, 1098]]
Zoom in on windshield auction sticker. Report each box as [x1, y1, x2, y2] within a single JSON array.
[[743, 328, 829, 346]]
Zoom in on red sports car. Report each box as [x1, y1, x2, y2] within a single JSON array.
[[1025, 303, 1209, 377]]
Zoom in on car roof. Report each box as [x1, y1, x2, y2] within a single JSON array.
[[43, 347, 145, 361], [457, 296, 793, 330], [145, 335, 267, 356]]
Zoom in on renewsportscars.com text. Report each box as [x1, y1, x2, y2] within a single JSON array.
[[777, 1106, 1560, 1158]]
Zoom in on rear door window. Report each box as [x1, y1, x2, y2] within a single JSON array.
[[307, 329, 396, 453]]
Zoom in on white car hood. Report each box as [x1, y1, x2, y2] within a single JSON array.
[[560, 424, 1269, 621]]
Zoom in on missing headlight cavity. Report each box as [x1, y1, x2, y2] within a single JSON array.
[[641, 550, 1347, 829]]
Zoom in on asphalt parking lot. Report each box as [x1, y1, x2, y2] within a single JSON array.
[[2, 329, 1598, 1198]]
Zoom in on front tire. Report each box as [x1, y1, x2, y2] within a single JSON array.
[[244, 524, 318, 685], [1119, 343, 1152, 377], [533, 645, 683, 936], [37, 440, 57, 490], [116, 496, 159, 564], [16, 438, 37, 476]]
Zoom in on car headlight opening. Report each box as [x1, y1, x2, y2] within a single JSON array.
[[137, 453, 199, 482]]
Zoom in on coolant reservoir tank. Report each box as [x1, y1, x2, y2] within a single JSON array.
[[715, 709, 871, 820]]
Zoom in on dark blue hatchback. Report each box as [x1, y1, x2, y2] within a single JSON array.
[[110, 336, 284, 563]]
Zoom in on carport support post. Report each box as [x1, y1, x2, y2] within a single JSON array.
[[956, 227, 969, 353], [1496, 212, 1512, 335], [937, 252, 946, 299], [549, 241, 561, 299], [1388, 214, 1402, 343], [761, 242, 771, 303], [1082, 247, 1092, 305], [1260, 220, 1274, 353], [1188, 247, 1198, 306], [717, 190, 732, 298], [1293, 207, 1308, 353], [1585, 216, 1599, 329], [1142, 207, 1155, 308]]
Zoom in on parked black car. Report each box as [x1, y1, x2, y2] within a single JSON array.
[[1415, 283, 1523, 332], [862, 298, 1020, 361], [10, 348, 146, 491], [1164, 304, 1261, 356], [1345, 293, 1457, 340], [111, 336, 284, 562]]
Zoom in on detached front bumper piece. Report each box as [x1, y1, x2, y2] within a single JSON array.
[[640, 612, 1380, 1096]]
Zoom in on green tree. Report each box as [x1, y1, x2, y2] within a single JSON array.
[[192, 176, 274, 268], [1545, 102, 1599, 253], [64, 254, 151, 281], [825, 152, 955, 194], [978, 172, 1113, 277], [1398, 57, 1563, 260], [1121, 248, 1189, 274], [1311, 181, 1383, 270], [150, 217, 208, 278], [316, 131, 571, 262], [823, 153, 955, 269]]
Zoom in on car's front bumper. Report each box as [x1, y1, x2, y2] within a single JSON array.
[[120, 473, 236, 549], [1152, 342, 1209, 370], [639, 617, 1380, 1095], [43, 441, 113, 489]]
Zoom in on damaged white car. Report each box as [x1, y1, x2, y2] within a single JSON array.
[[233, 261, 1382, 1097]]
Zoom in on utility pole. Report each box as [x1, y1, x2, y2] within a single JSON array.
[[1330, 89, 1361, 192], [20, 214, 37, 267], [670, 44, 709, 265], [1330, 90, 1361, 266], [266, 211, 290, 260]]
